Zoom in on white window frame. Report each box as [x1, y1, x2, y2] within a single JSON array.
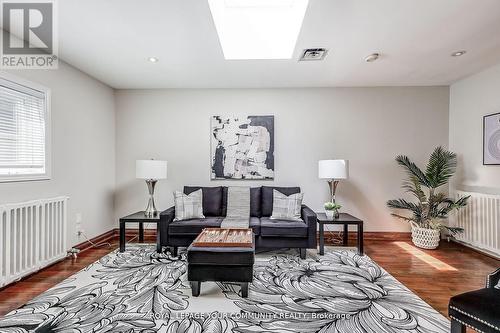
[[0, 72, 51, 183]]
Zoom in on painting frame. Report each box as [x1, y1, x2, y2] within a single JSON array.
[[211, 115, 274, 180], [483, 112, 500, 165]]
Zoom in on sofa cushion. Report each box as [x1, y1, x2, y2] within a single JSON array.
[[184, 186, 223, 216], [449, 288, 500, 332], [173, 189, 205, 221], [261, 186, 301, 217], [169, 217, 222, 235], [250, 187, 262, 217], [260, 217, 307, 238], [270, 190, 304, 221], [222, 187, 262, 217]]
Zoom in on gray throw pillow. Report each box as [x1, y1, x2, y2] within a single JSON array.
[[173, 189, 205, 221], [270, 189, 303, 221]]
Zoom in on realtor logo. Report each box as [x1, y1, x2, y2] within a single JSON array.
[[1, 0, 58, 69]]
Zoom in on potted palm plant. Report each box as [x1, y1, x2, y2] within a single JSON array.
[[387, 146, 469, 249]]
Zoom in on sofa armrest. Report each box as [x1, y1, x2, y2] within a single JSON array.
[[301, 205, 317, 248], [160, 206, 175, 222], [486, 268, 500, 288], [159, 206, 175, 246]]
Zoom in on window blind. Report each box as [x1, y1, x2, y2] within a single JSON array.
[[0, 77, 47, 177]]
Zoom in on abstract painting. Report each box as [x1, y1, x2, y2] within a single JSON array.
[[483, 112, 500, 165], [211, 116, 274, 179]]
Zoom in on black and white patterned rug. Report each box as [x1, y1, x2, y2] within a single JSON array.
[[0, 245, 449, 332]]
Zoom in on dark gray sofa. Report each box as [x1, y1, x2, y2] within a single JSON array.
[[159, 186, 317, 259]]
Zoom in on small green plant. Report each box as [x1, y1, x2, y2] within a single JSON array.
[[324, 202, 342, 211]]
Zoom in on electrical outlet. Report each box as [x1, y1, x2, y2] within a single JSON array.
[[76, 213, 83, 237]]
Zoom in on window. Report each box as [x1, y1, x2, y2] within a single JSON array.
[[0, 75, 50, 182]]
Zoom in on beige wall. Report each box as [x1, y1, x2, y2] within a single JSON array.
[[115, 87, 449, 232], [0, 75, 452, 241], [449, 63, 500, 195], [0, 62, 116, 246]]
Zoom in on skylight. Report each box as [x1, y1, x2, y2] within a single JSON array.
[[208, 0, 309, 60]]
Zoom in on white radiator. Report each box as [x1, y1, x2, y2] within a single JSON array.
[[0, 196, 68, 288], [453, 191, 500, 258]]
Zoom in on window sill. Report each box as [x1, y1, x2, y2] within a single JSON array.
[[0, 174, 51, 183]]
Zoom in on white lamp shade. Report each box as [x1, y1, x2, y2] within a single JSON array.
[[318, 160, 349, 179], [136, 160, 167, 180]]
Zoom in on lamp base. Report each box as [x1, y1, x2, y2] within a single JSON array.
[[327, 180, 340, 203], [144, 179, 158, 217]]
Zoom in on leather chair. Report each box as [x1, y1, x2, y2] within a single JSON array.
[[449, 268, 500, 333]]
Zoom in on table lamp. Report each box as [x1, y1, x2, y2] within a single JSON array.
[[318, 159, 349, 203], [136, 159, 167, 217]]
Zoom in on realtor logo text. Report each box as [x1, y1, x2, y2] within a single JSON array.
[[1, 0, 58, 69]]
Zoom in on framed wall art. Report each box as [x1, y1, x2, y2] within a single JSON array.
[[483, 112, 500, 165], [211, 115, 274, 179]]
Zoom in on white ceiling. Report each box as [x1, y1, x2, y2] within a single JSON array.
[[58, 0, 500, 89]]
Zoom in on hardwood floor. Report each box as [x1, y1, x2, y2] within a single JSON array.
[[0, 238, 119, 316], [0, 235, 499, 328], [363, 239, 499, 316]]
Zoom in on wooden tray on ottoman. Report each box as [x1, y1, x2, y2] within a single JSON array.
[[193, 228, 253, 248]]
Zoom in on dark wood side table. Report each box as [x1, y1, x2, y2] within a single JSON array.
[[317, 212, 364, 255], [119, 211, 161, 253]]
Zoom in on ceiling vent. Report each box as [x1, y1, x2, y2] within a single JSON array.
[[299, 48, 328, 61]]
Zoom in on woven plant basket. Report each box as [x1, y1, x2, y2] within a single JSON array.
[[411, 226, 441, 249]]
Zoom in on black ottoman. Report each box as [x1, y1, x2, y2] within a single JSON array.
[[187, 242, 255, 298]]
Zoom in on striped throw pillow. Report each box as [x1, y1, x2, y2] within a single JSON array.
[[270, 189, 304, 221], [173, 189, 205, 221]]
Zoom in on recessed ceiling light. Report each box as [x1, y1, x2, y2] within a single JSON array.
[[148, 57, 159, 63], [208, 0, 309, 60], [364, 53, 380, 63], [451, 50, 466, 57]]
